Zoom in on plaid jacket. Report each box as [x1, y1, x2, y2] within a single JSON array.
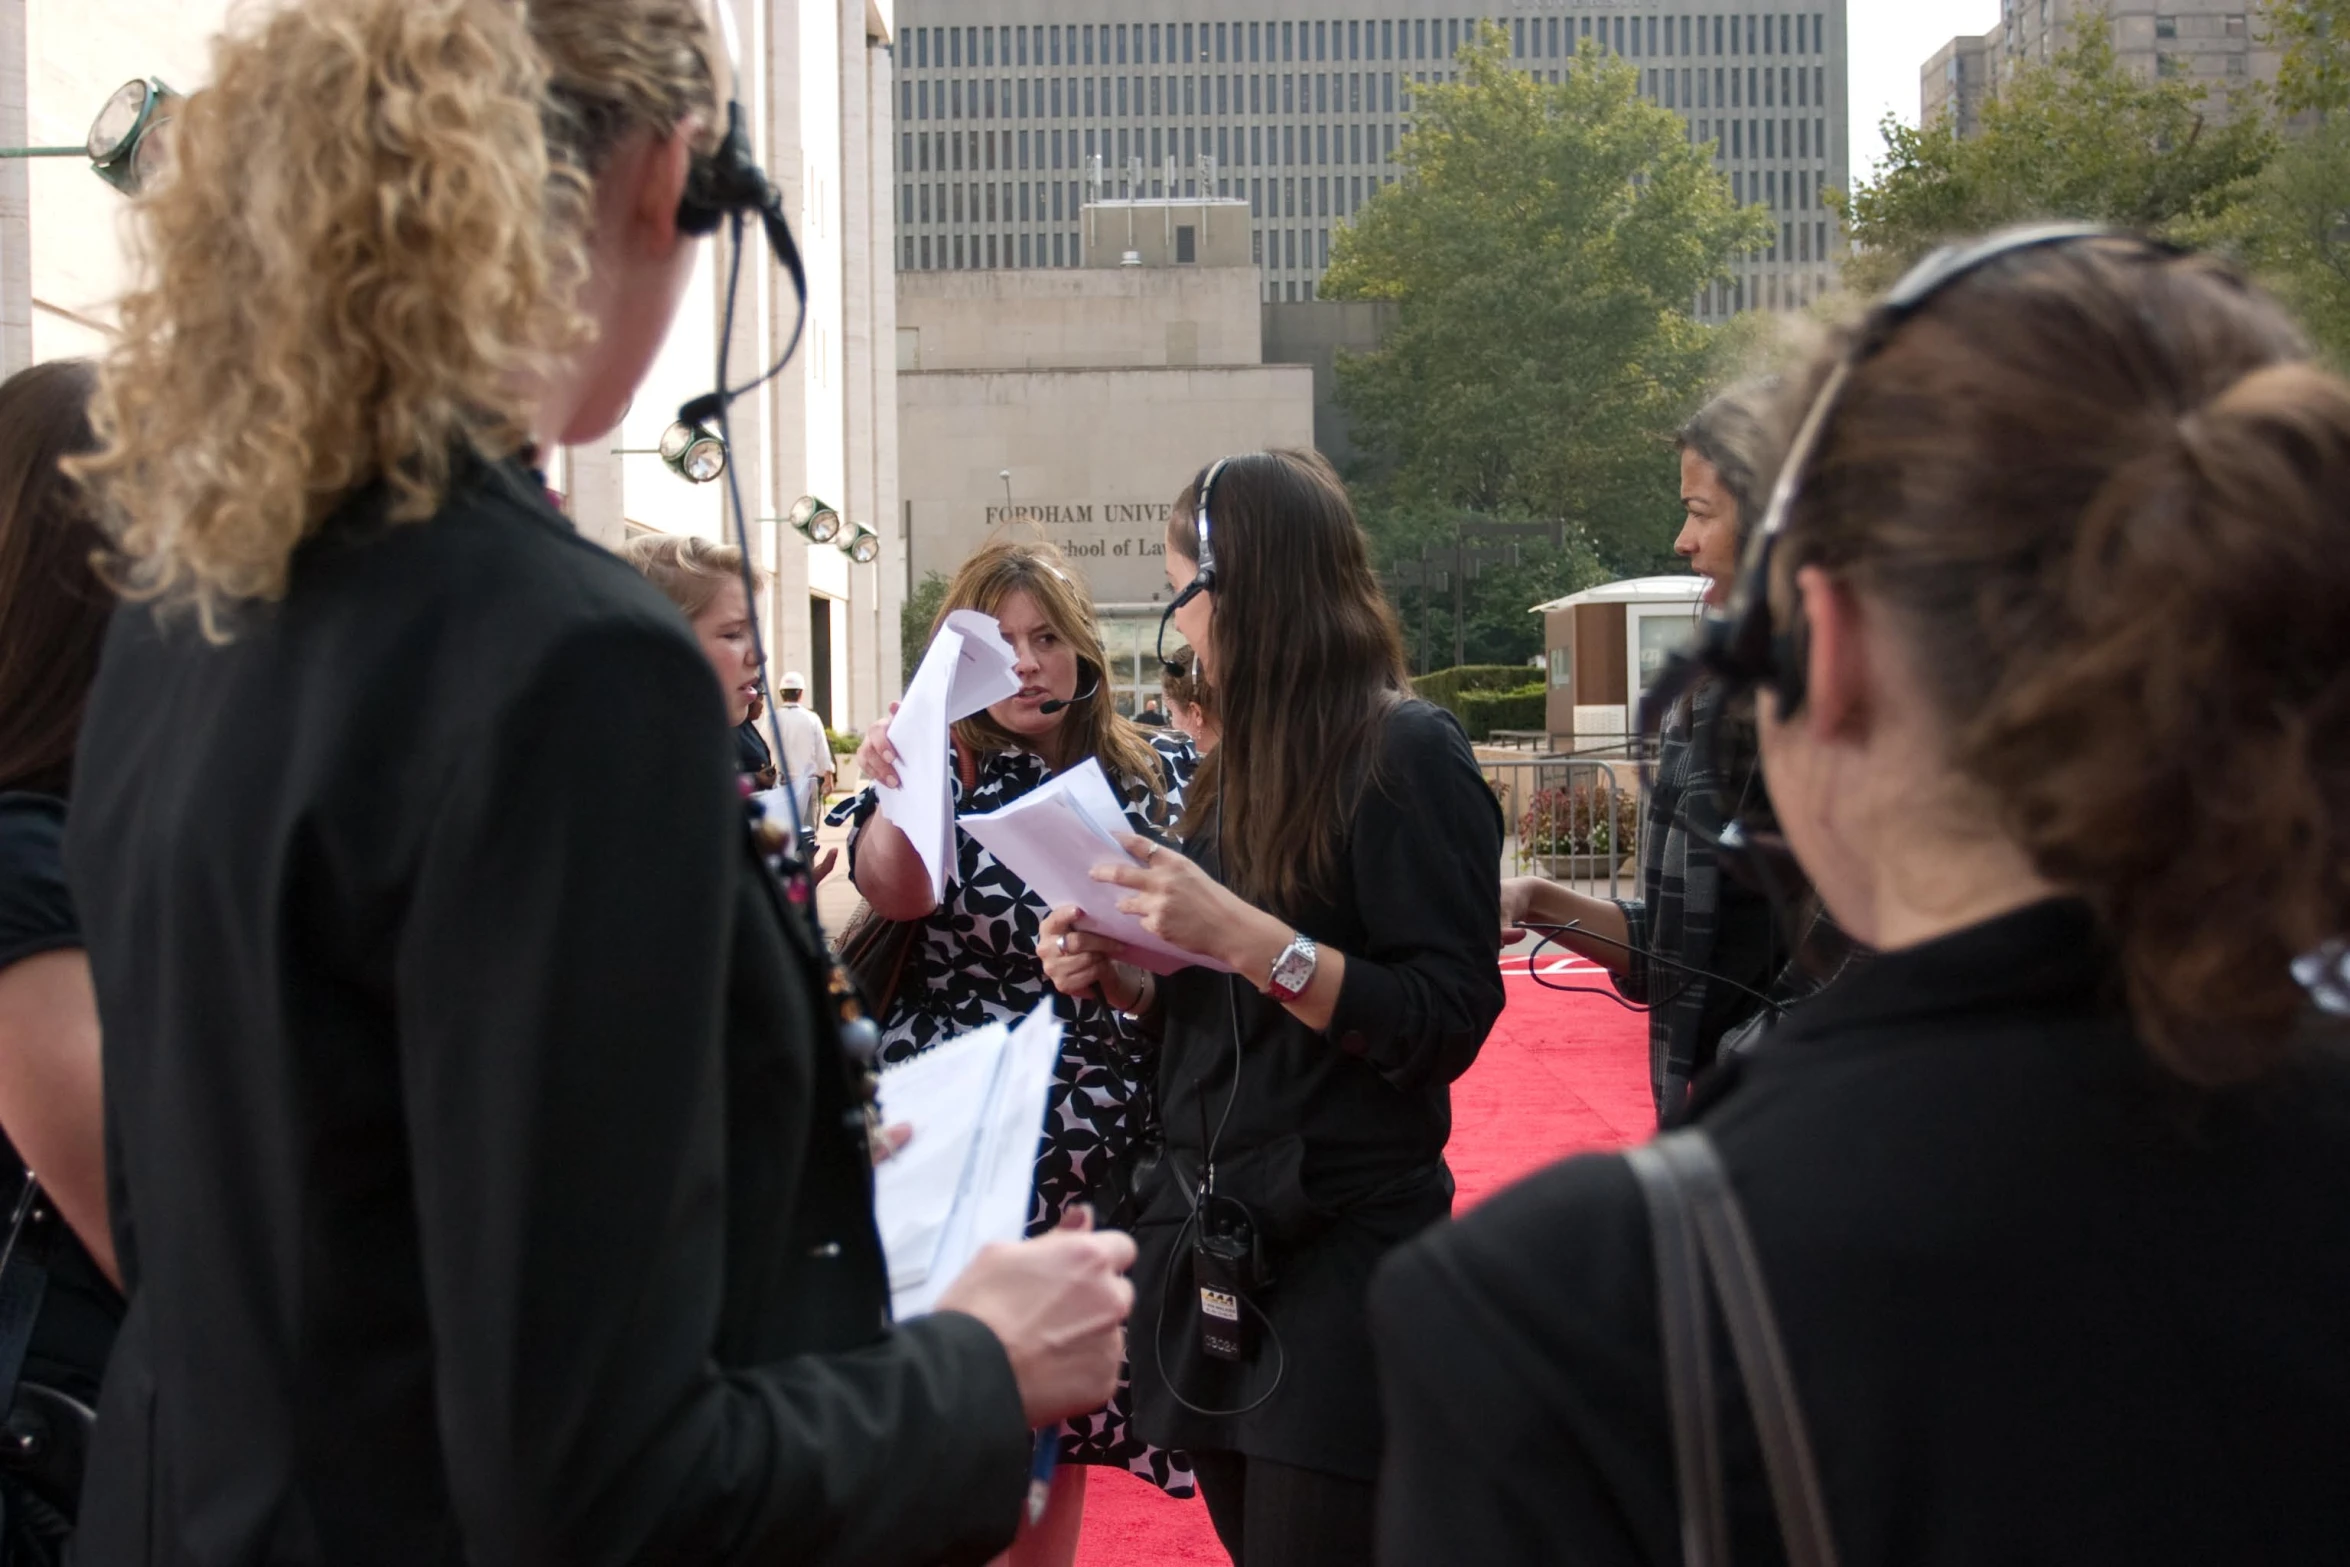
[[1612, 678, 1763, 1121]]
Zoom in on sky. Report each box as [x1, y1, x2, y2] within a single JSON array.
[[1847, 0, 2002, 185]]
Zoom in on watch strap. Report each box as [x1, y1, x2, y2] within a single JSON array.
[[1266, 931, 1318, 1002]]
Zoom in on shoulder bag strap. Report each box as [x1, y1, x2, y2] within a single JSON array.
[[1624, 1142, 1729, 1567], [1653, 1129, 1842, 1567]]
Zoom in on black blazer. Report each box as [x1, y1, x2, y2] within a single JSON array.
[[1373, 900, 2350, 1565], [1134, 700, 1504, 1482], [66, 458, 1028, 1566]]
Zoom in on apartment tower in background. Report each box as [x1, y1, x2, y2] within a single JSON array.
[[1924, 0, 2278, 132]]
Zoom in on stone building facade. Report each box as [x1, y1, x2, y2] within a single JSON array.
[[896, 233, 1314, 711], [0, 0, 904, 730]]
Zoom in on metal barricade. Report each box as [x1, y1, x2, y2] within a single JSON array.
[[1480, 753, 1642, 901]]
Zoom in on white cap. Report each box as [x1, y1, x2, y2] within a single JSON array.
[[781, 670, 808, 690]]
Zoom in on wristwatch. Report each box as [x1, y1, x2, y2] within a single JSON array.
[[1266, 932, 1318, 1003]]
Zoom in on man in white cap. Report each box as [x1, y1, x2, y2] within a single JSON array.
[[772, 670, 834, 846]]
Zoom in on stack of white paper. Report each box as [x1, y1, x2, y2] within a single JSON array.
[[872, 1001, 1065, 1318], [959, 758, 1232, 976], [875, 609, 1023, 903]]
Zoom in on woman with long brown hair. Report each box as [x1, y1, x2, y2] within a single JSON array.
[[1373, 231, 2350, 1563], [0, 357, 125, 1554], [1039, 450, 1504, 1565], [58, 2, 1131, 1561], [847, 537, 1199, 1559]]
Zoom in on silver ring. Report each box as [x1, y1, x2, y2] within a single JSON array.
[[1056, 934, 1068, 955], [1145, 844, 1159, 864]]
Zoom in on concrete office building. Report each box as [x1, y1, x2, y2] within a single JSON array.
[[891, 2, 1850, 318], [1924, 0, 2278, 131], [896, 218, 1314, 710], [2, 0, 904, 731]]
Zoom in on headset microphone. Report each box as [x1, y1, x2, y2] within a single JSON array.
[[674, 100, 807, 430], [1037, 665, 1102, 716]]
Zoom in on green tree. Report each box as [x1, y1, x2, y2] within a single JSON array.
[[1365, 498, 1610, 672], [2266, 0, 2350, 116], [1323, 26, 1768, 580], [2216, 117, 2350, 365], [1833, 12, 2275, 292], [901, 570, 948, 676]]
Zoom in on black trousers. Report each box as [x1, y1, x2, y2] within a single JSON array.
[[1189, 1449, 1376, 1567]]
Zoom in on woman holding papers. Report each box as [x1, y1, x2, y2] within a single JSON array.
[[1039, 449, 1504, 1567], [844, 539, 1202, 1554]]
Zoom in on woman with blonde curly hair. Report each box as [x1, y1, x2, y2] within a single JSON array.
[[61, 2, 1133, 1563]]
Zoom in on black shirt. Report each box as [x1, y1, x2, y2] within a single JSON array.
[[66, 458, 1028, 1567], [734, 717, 773, 780], [1133, 700, 1505, 1481], [0, 792, 123, 1406], [0, 793, 78, 975], [1373, 899, 2350, 1564]]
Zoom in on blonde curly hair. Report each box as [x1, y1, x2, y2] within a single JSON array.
[[72, 0, 718, 638], [620, 532, 768, 621]]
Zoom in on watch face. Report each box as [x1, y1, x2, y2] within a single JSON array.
[[1270, 936, 1316, 997]]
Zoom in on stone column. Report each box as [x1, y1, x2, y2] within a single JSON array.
[[765, 0, 814, 693], [0, 0, 30, 377], [866, 19, 904, 710], [839, 0, 886, 728]]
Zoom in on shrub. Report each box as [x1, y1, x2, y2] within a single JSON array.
[[1455, 686, 1546, 741], [1519, 783, 1641, 859], [1414, 664, 1538, 710], [1417, 664, 1550, 740], [827, 728, 858, 756]]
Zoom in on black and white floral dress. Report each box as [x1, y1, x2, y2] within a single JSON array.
[[832, 731, 1199, 1496]]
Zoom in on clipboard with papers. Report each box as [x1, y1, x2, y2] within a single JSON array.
[[958, 758, 1233, 976], [871, 1001, 1065, 1318]]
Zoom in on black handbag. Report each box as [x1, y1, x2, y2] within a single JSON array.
[[1624, 1130, 1841, 1567]]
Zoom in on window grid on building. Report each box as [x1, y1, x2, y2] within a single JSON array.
[[893, 6, 1848, 316]]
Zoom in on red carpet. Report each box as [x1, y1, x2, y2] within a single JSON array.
[[1072, 956, 1654, 1565]]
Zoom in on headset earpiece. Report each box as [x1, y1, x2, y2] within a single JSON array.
[[1663, 224, 2155, 735], [1191, 457, 1230, 594], [678, 102, 769, 237]]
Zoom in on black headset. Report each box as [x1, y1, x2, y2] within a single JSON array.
[[1642, 222, 2149, 743], [1158, 454, 1236, 676], [674, 99, 808, 430]]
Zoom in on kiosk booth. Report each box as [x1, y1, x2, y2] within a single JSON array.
[[1532, 576, 1708, 755]]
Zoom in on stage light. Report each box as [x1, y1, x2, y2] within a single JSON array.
[[787, 494, 842, 543], [658, 420, 727, 484], [87, 78, 177, 195]]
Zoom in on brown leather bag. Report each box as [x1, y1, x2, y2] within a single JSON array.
[[834, 899, 917, 1021]]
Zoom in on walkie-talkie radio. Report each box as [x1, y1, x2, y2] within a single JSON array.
[[1193, 1192, 1270, 1363]]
